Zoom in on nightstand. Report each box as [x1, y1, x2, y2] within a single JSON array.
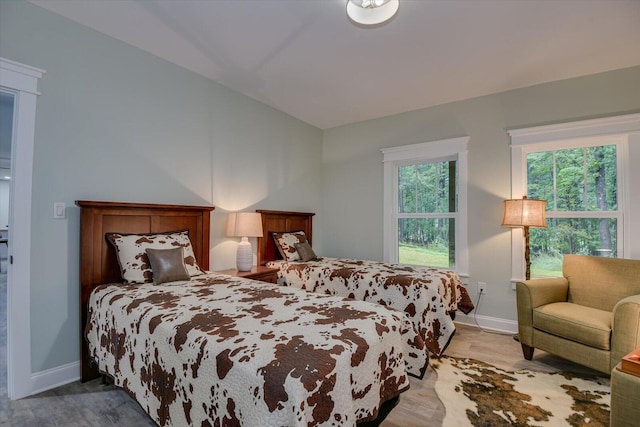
[[216, 266, 279, 284], [611, 349, 640, 426]]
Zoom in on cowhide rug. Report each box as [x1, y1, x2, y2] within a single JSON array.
[[433, 356, 610, 426]]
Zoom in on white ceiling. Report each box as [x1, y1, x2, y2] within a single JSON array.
[[29, 0, 640, 129]]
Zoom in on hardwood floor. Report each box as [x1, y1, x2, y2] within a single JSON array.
[[0, 279, 602, 426]]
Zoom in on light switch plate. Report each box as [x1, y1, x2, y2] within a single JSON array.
[[54, 202, 66, 219]]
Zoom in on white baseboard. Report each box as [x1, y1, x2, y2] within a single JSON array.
[[30, 360, 80, 396], [455, 312, 518, 334]]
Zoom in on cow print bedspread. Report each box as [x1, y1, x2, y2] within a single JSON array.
[[266, 258, 474, 356], [86, 274, 428, 426]]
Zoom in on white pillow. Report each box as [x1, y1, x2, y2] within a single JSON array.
[[271, 230, 307, 262], [107, 230, 204, 284]]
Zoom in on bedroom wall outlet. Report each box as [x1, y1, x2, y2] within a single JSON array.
[[477, 282, 487, 294]]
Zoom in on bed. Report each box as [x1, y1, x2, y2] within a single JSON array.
[[77, 201, 428, 427], [256, 210, 474, 357]]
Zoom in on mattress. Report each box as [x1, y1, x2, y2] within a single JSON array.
[[267, 257, 474, 356], [86, 273, 428, 426]]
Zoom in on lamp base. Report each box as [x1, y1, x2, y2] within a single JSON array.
[[236, 237, 253, 272]]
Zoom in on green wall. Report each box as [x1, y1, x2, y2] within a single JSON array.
[[321, 66, 640, 324], [0, 0, 322, 373], [2, 0, 639, 382]]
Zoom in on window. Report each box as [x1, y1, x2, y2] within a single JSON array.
[[527, 143, 619, 277], [508, 114, 640, 280], [398, 160, 457, 268], [382, 137, 468, 278]]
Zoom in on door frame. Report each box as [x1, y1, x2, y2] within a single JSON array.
[[0, 57, 45, 399]]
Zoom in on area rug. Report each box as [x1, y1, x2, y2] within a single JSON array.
[[433, 356, 610, 426]]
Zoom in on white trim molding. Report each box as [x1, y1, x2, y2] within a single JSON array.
[[1, 57, 45, 399], [508, 113, 640, 145], [381, 136, 469, 278], [31, 361, 80, 396], [454, 313, 518, 334], [381, 137, 469, 163], [507, 113, 640, 282]]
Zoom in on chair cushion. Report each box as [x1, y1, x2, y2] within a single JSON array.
[[533, 302, 611, 350], [563, 254, 640, 311]]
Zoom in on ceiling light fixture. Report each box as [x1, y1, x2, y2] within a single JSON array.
[[346, 0, 399, 26]]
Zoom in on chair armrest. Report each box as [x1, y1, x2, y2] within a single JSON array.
[[611, 294, 640, 371], [516, 277, 568, 345], [517, 277, 569, 309]]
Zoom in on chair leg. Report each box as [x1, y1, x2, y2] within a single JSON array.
[[521, 343, 534, 360]]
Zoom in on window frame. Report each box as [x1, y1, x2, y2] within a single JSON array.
[[381, 137, 469, 279], [508, 113, 640, 282]]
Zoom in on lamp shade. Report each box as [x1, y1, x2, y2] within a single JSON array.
[[227, 212, 263, 237], [347, 0, 399, 26], [502, 198, 547, 228]]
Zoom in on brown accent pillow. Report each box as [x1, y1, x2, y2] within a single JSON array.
[[272, 230, 307, 261], [146, 247, 190, 285], [106, 229, 204, 284], [295, 241, 317, 262]]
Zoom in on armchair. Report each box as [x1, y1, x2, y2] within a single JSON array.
[[516, 254, 640, 374]]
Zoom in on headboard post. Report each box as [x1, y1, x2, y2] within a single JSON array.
[[76, 200, 214, 382], [256, 210, 315, 266]]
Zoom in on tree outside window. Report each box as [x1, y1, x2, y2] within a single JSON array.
[[509, 114, 637, 283], [526, 145, 618, 277], [382, 137, 469, 277], [397, 160, 457, 268]]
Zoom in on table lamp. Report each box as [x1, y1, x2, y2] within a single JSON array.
[[227, 212, 263, 271]]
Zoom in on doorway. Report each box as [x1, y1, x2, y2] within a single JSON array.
[[0, 90, 12, 400], [0, 57, 44, 399]]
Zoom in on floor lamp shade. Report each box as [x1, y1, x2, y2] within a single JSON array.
[[227, 212, 263, 271], [502, 197, 547, 229], [502, 197, 547, 280]]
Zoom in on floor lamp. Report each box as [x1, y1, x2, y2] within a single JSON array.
[[502, 196, 547, 342], [502, 196, 547, 280]]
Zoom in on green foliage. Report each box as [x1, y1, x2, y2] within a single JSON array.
[[399, 243, 451, 268], [528, 145, 616, 212], [398, 159, 457, 266], [527, 144, 618, 274], [399, 161, 455, 213], [530, 253, 563, 277]]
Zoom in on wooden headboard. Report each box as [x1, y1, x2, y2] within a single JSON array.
[[76, 200, 214, 381], [256, 210, 315, 266]]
